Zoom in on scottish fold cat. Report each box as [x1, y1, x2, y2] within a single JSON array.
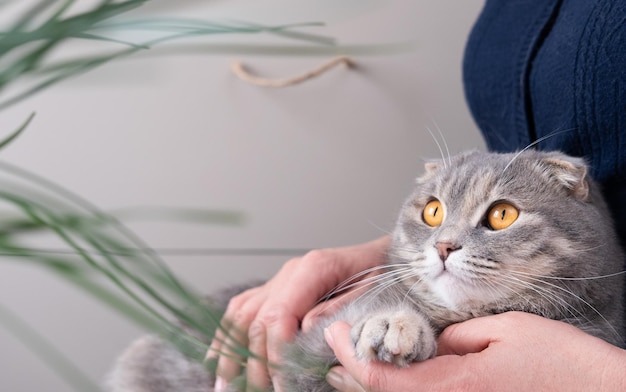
[[108, 150, 625, 392]]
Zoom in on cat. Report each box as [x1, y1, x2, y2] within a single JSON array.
[[107, 149, 625, 392]]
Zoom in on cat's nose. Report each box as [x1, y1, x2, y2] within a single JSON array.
[[435, 242, 461, 262]]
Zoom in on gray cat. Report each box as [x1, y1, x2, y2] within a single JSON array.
[[108, 150, 625, 392]]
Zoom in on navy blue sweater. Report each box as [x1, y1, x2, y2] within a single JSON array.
[[463, 0, 626, 342]]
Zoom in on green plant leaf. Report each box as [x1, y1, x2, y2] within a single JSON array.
[[0, 111, 34, 151], [0, 1, 341, 111], [0, 1, 406, 391]]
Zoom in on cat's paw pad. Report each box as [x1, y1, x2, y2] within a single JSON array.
[[351, 309, 435, 367]]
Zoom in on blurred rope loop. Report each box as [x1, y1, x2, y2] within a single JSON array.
[[230, 56, 355, 88]]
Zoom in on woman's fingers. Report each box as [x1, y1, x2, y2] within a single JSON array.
[[209, 237, 391, 390], [212, 287, 266, 387], [262, 305, 300, 388], [326, 367, 367, 392], [245, 320, 270, 392], [436, 315, 499, 356], [324, 321, 393, 392]]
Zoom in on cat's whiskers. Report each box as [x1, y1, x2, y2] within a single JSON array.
[[490, 276, 564, 318], [390, 244, 425, 256], [388, 246, 427, 264], [401, 275, 426, 307], [567, 244, 607, 254], [319, 267, 415, 310], [351, 269, 417, 309], [498, 274, 581, 320], [480, 276, 524, 309], [507, 275, 607, 338], [356, 269, 416, 302], [459, 258, 501, 279], [502, 128, 576, 173], [465, 255, 620, 330], [364, 220, 394, 238], [319, 263, 412, 303], [313, 268, 415, 317], [509, 271, 607, 318], [425, 125, 449, 170], [511, 268, 626, 282], [432, 120, 452, 168], [506, 271, 623, 342]]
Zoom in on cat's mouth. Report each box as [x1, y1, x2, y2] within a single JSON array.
[[422, 252, 491, 307], [433, 266, 471, 285], [426, 252, 471, 283]]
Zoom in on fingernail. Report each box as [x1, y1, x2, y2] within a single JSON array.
[[214, 376, 227, 392], [301, 316, 316, 333], [204, 347, 217, 361], [325, 368, 345, 390], [272, 376, 283, 392], [324, 326, 335, 348], [327, 368, 365, 392]]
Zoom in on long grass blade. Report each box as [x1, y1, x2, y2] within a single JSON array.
[[1, 191, 212, 353], [0, 155, 247, 359], [8, 0, 56, 33], [0, 0, 342, 111], [0, 111, 34, 151]]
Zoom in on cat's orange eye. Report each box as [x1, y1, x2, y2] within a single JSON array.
[[423, 199, 444, 227], [487, 203, 519, 230]]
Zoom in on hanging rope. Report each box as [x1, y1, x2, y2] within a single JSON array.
[[230, 56, 355, 88]]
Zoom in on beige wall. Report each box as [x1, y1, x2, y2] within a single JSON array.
[[0, 1, 485, 390]]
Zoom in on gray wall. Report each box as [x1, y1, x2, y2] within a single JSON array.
[[0, 1, 485, 390]]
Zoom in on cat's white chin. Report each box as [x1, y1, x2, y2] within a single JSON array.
[[429, 271, 471, 309], [424, 251, 487, 309]]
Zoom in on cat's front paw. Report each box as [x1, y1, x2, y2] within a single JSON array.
[[351, 309, 436, 367]]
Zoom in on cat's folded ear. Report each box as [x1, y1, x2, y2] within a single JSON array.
[[541, 153, 590, 201], [417, 159, 443, 184], [418, 151, 480, 183], [423, 160, 441, 174]]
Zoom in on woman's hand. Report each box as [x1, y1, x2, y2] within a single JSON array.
[[208, 236, 390, 391], [324, 312, 626, 392]]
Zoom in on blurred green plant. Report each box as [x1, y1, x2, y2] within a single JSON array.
[[0, 0, 410, 389], [0, 0, 348, 390], [0, 121, 256, 391], [0, 0, 338, 112]]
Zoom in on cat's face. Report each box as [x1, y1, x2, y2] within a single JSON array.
[[391, 150, 613, 312]]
